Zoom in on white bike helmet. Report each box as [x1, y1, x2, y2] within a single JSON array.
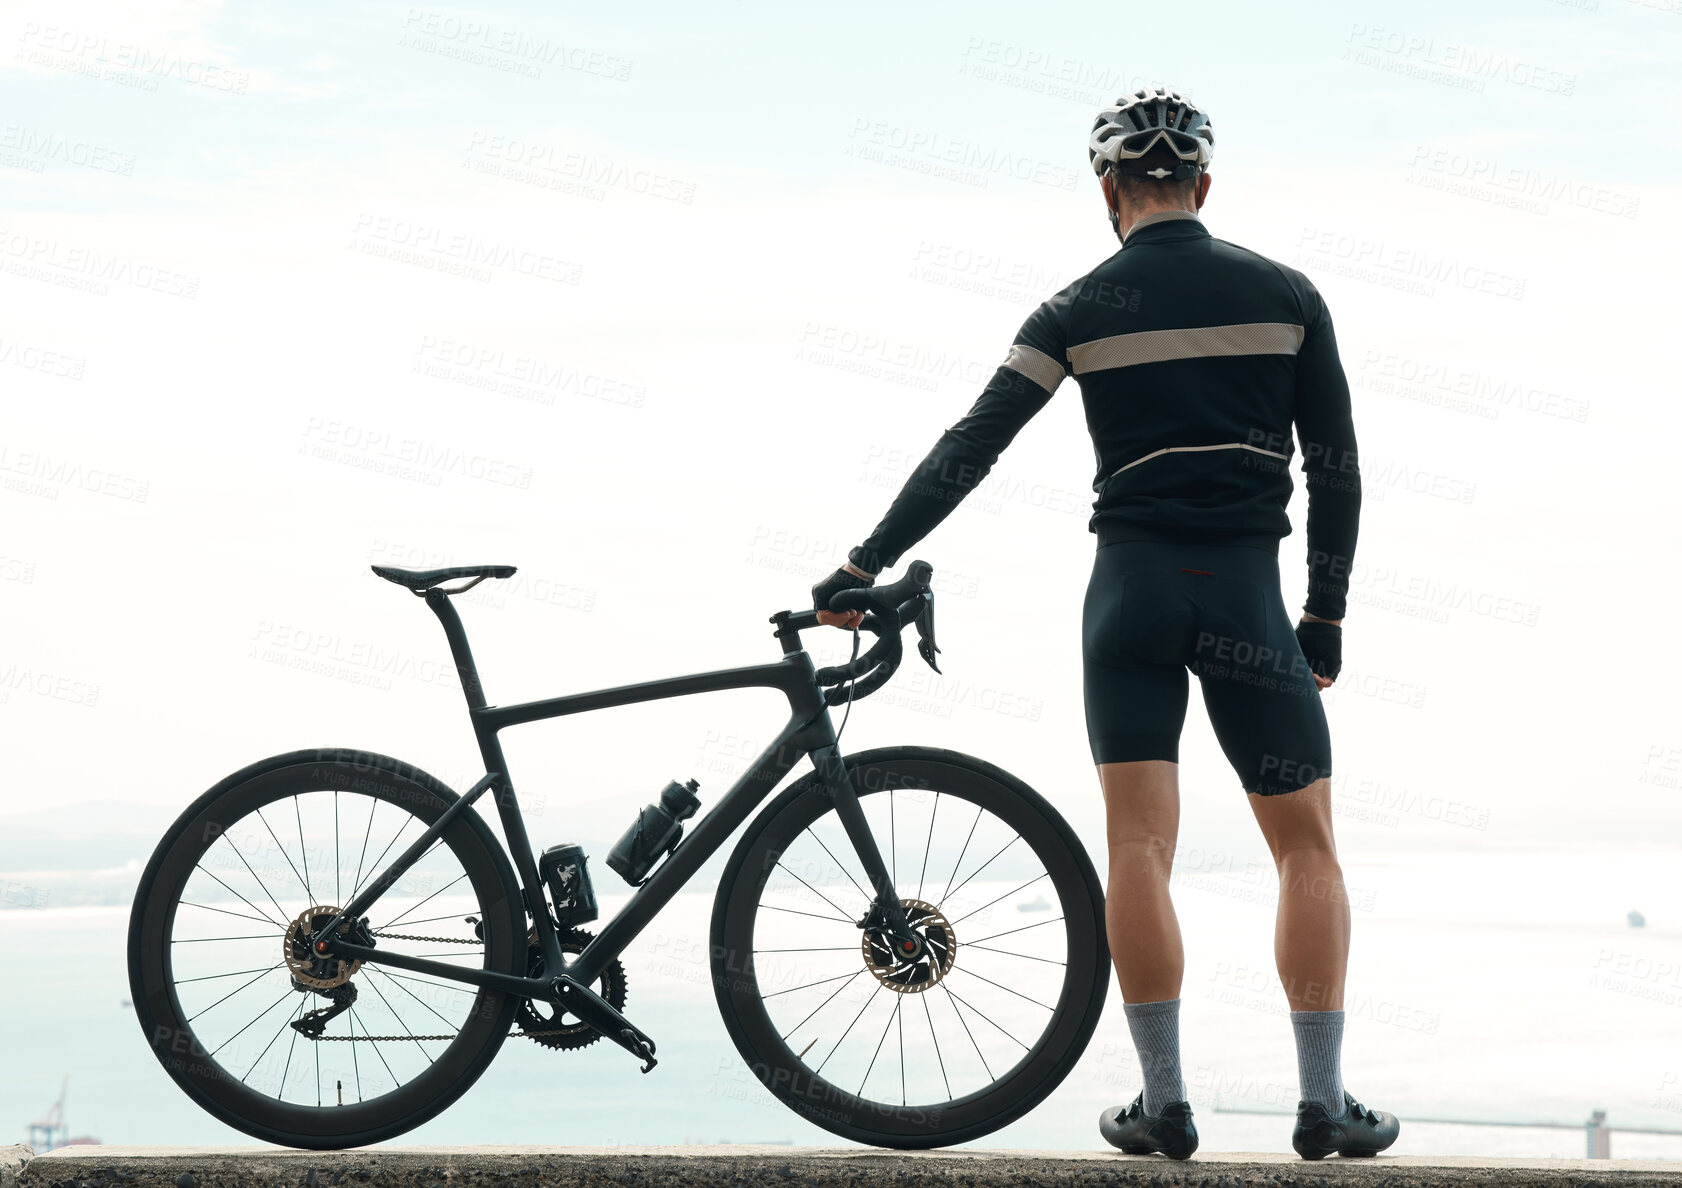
[[1089, 88, 1215, 181]]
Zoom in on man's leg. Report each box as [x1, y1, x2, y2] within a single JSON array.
[[1099, 759, 1187, 1115]]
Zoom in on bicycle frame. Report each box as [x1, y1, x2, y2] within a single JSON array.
[[319, 587, 909, 1011]]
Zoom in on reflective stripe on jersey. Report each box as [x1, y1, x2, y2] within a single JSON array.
[[1067, 322, 1305, 375], [1107, 441, 1292, 480]]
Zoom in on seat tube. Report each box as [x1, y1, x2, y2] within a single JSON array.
[[425, 589, 488, 710], [809, 743, 911, 936]]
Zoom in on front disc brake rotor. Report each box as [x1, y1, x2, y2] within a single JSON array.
[[862, 898, 955, 993]]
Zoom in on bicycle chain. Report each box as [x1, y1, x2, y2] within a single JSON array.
[[307, 930, 590, 1043]]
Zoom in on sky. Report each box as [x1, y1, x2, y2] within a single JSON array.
[[3, 0, 1681, 877]]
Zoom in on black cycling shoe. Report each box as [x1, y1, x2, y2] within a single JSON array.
[[1292, 1091, 1400, 1159], [1098, 1092, 1199, 1159]]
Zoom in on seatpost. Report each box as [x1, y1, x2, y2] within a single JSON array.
[[425, 588, 488, 710]]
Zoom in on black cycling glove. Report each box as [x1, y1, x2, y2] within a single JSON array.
[[1295, 620, 1342, 682], [812, 566, 873, 615]]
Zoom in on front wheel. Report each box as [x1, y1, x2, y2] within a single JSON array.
[[127, 749, 526, 1149], [710, 746, 1109, 1148]]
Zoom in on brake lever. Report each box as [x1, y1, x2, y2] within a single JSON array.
[[913, 592, 941, 673]]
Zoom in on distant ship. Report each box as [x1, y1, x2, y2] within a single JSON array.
[[1628, 910, 1646, 928], [27, 1077, 99, 1152]]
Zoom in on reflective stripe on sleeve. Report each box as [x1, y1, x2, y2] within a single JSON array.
[[1000, 343, 1066, 392]]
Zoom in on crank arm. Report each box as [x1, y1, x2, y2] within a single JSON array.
[[549, 974, 658, 1073]]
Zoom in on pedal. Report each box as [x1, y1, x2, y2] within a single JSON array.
[[549, 974, 658, 1073]]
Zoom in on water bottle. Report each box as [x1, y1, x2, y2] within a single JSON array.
[[606, 779, 700, 886]]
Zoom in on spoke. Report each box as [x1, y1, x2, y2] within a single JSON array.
[[175, 933, 284, 943], [210, 983, 300, 1058], [352, 796, 378, 897], [936, 835, 1021, 914], [347, 1002, 363, 1102], [242, 996, 305, 1085], [381, 864, 466, 929], [256, 806, 312, 903], [950, 964, 1055, 1011], [369, 964, 460, 1040], [175, 965, 283, 986], [764, 969, 862, 1001], [294, 795, 313, 904], [315, 1020, 322, 1106], [347, 811, 415, 908], [773, 861, 858, 925], [350, 1003, 399, 1088], [963, 943, 1066, 966], [753, 946, 859, 954], [940, 984, 994, 1078], [815, 984, 882, 1076], [921, 991, 951, 1100], [780, 969, 865, 1043], [178, 900, 284, 929], [965, 916, 1064, 947], [361, 969, 435, 1063], [377, 910, 481, 929], [219, 830, 292, 925], [858, 993, 900, 1097], [949, 870, 1048, 927], [801, 827, 872, 907], [944, 983, 1031, 1050], [916, 792, 939, 902], [280, 995, 304, 1101], [898, 995, 906, 1105], [938, 805, 984, 906], [889, 789, 897, 889], [185, 961, 286, 1024], [194, 865, 285, 929], [759, 902, 856, 925]]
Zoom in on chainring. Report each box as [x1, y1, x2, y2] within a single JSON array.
[[516, 926, 628, 1050]]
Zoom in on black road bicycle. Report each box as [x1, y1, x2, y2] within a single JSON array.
[[128, 560, 1109, 1149]]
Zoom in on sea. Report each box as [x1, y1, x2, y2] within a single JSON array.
[[4, 846, 1680, 1160]]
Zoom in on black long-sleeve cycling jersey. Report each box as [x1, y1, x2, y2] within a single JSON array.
[[848, 210, 1361, 621]]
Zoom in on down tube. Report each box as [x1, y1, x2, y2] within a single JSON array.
[[567, 717, 819, 984]]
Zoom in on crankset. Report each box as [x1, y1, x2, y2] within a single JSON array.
[[517, 927, 628, 1050]]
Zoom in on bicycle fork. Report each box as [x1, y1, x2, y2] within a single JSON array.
[[808, 744, 916, 944]]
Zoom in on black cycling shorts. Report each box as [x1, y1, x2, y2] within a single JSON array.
[[1082, 539, 1331, 796]]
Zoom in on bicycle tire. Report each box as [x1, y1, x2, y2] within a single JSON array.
[[128, 748, 525, 1149], [710, 745, 1109, 1148]]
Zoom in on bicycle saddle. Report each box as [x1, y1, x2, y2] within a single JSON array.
[[371, 564, 517, 592]]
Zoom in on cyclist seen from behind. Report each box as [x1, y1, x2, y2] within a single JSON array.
[[812, 88, 1400, 1161]]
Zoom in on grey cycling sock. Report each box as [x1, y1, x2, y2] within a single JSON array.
[[1290, 1009, 1348, 1117], [1124, 998, 1186, 1115]]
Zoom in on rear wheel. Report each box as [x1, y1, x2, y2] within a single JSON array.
[[128, 749, 525, 1149], [711, 746, 1109, 1148]]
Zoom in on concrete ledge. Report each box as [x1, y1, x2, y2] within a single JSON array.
[[1, 1146, 32, 1188], [21, 1146, 1681, 1188]]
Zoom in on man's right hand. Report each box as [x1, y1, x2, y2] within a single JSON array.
[[812, 563, 874, 630], [1296, 617, 1342, 689]]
